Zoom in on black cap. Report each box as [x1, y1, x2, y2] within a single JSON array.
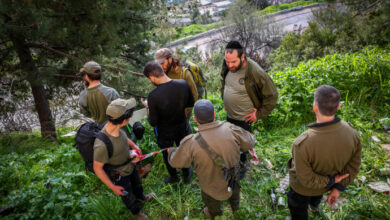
[[194, 99, 215, 124], [226, 41, 243, 50]]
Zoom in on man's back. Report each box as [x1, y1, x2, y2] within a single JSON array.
[[289, 118, 361, 196], [169, 121, 254, 200], [79, 84, 119, 124], [147, 79, 194, 129]]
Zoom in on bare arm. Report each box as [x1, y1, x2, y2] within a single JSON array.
[[93, 160, 124, 196]]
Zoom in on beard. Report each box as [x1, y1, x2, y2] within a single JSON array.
[[229, 59, 243, 73]]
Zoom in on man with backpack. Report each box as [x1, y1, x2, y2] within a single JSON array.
[[221, 41, 278, 178], [78, 61, 151, 178], [167, 99, 255, 219], [93, 98, 153, 220], [154, 48, 205, 118]]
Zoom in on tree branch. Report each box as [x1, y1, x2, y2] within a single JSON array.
[[122, 90, 147, 98]]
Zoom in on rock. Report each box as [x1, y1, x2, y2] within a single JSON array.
[[381, 144, 390, 151], [275, 174, 289, 194], [61, 130, 77, 137], [371, 136, 381, 143], [368, 181, 390, 193]]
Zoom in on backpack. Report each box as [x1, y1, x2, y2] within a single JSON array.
[[195, 132, 240, 192], [181, 60, 207, 98], [74, 122, 130, 180]]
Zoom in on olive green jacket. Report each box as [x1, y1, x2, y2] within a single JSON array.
[[168, 67, 198, 118], [221, 58, 278, 119], [288, 118, 362, 196], [168, 121, 255, 200]]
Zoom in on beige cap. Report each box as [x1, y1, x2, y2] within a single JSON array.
[[106, 98, 136, 119], [79, 61, 101, 75], [154, 48, 173, 64]]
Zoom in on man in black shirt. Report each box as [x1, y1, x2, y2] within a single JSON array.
[[143, 61, 194, 184]]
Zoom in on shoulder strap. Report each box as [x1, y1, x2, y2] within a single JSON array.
[[195, 133, 219, 161], [96, 132, 114, 158]]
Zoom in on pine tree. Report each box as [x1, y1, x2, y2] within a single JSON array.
[[0, 0, 156, 140]]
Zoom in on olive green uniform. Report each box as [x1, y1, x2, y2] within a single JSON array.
[[168, 121, 255, 217], [168, 67, 198, 118], [79, 84, 120, 124], [221, 58, 278, 120], [288, 118, 362, 196]]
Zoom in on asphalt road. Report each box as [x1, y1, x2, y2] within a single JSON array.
[[169, 5, 323, 56]]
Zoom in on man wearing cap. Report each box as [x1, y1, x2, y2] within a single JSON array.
[[287, 85, 361, 220], [78, 61, 120, 124], [154, 48, 198, 119], [93, 98, 153, 220], [167, 99, 255, 219], [221, 41, 278, 178], [143, 61, 194, 184]]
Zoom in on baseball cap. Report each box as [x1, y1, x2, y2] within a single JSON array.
[[79, 61, 101, 75], [154, 48, 173, 64], [194, 99, 215, 124], [106, 98, 136, 120]]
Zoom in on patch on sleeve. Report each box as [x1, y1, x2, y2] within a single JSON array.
[[293, 132, 308, 147], [179, 134, 195, 146]]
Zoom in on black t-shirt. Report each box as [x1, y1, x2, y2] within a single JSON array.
[[148, 79, 194, 134]]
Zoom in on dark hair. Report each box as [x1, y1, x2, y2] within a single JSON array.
[[86, 73, 101, 81], [143, 61, 165, 78], [107, 108, 135, 125], [225, 41, 244, 58], [314, 85, 340, 116], [170, 57, 184, 70]]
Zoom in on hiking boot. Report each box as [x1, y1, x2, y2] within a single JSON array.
[[183, 166, 193, 184], [163, 176, 179, 184], [309, 204, 319, 215], [203, 207, 211, 219], [137, 163, 152, 178]]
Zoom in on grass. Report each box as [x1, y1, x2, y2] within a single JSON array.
[[260, 0, 325, 15], [1, 108, 390, 219]]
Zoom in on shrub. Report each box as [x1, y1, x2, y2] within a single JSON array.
[[263, 45, 390, 127]]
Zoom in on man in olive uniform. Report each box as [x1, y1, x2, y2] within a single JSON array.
[[287, 85, 362, 220], [221, 41, 278, 178], [154, 48, 198, 119], [93, 98, 153, 220], [168, 99, 255, 219], [79, 61, 120, 124]]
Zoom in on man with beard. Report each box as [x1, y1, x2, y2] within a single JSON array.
[[143, 61, 194, 184], [221, 41, 278, 178]]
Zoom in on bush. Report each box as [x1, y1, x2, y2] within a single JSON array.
[[263, 46, 390, 127]]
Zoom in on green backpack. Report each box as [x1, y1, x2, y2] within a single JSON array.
[[181, 60, 207, 98]]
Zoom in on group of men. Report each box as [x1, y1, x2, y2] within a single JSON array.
[[78, 40, 361, 220]]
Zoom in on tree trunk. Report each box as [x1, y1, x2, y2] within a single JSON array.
[[10, 35, 57, 141]]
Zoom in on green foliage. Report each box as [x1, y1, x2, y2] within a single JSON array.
[[269, 1, 390, 72], [260, 0, 324, 15], [266, 45, 390, 127]]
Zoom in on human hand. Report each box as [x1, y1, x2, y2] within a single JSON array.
[[327, 188, 340, 206], [111, 185, 125, 196], [140, 99, 148, 108], [335, 173, 349, 183], [132, 145, 142, 155], [244, 108, 257, 123]]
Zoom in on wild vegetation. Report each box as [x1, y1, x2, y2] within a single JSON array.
[[1, 44, 389, 219]]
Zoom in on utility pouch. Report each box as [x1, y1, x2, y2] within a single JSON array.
[[195, 133, 239, 192]]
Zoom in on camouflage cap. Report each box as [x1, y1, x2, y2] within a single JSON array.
[[79, 61, 101, 75], [106, 98, 136, 120], [154, 48, 173, 64]]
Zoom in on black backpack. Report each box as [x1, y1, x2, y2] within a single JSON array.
[[74, 122, 130, 179]]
